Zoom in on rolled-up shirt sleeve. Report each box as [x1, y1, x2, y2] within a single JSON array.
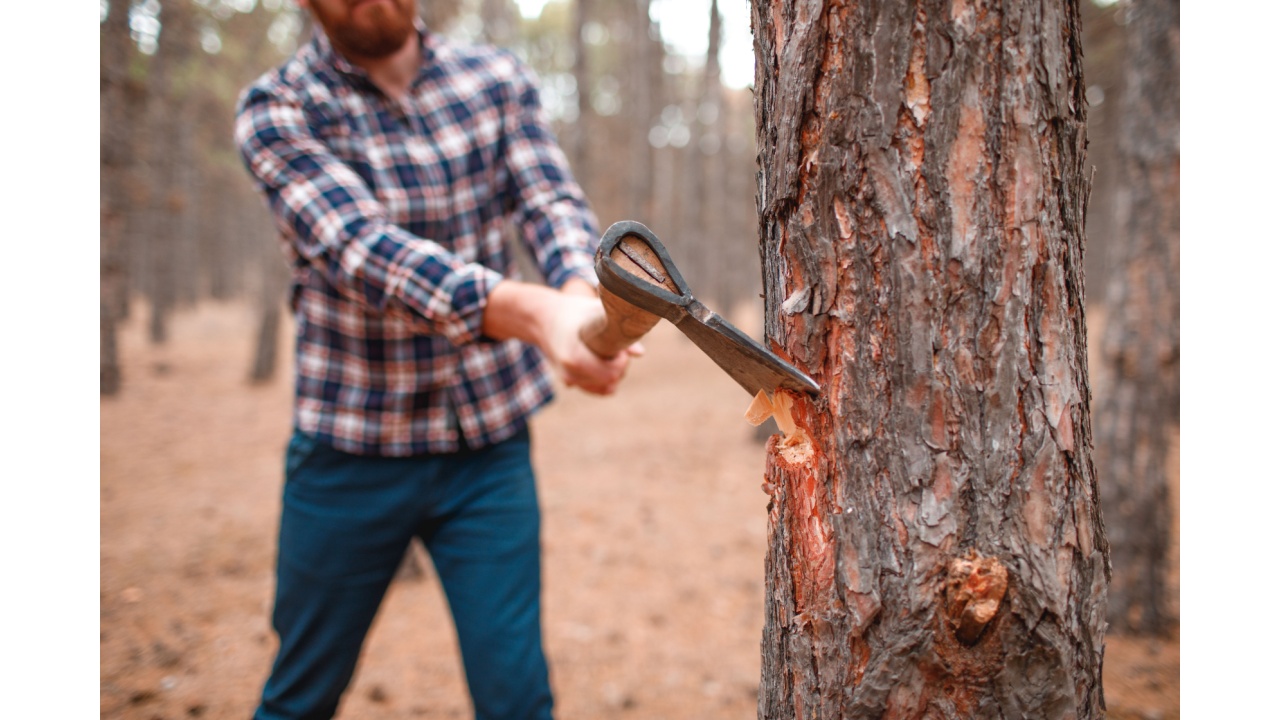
[[500, 59, 599, 290], [235, 86, 504, 346]]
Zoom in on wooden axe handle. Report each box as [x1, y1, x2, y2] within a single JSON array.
[[579, 285, 661, 358]]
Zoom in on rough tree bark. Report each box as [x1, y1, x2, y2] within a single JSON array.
[[750, 0, 1108, 717], [1093, 0, 1179, 636]]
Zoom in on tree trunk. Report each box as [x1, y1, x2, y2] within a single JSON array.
[[725, 90, 762, 312], [696, 0, 728, 308], [100, 0, 134, 395], [119, 77, 150, 325], [679, 102, 703, 270], [249, 299, 283, 384], [627, 0, 654, 218], [1093, 0, 1179, 637], [204, 169, 238, 301], [1079, 0, 1125, 307], [750, 0, 1108, 717], [569, 0, 591, 186], [144, 0, 196, 344], [248, 259, 288, 384]]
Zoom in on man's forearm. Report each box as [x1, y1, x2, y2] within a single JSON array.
[[481, 280, 562, 348], [481, 279, 632, 396]]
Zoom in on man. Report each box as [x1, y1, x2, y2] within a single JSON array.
[[234, 1, 638, 717]]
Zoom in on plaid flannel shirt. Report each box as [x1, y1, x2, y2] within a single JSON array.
[[235, 24, 599, 456]]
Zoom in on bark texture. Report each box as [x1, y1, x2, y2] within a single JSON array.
[[750, 0, 1108, 717], [1093, 0, 1179, 636]]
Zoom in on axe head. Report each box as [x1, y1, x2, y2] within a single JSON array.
[[594, 221, 820, 398]]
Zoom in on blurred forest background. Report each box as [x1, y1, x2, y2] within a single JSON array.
[[99, 0, 1180, 704], [100, 0, 778, 392], [98, 0, 1147, 390]]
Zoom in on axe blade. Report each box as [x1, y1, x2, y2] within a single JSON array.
[[593, 220, 820, 398], [673, 302, 821, 397]]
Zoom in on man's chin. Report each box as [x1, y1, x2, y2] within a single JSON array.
[[336, 19, 414, 59], [353, 34, 412, 58]]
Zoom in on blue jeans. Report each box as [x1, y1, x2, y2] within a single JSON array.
[[254, 427, 552, 720]]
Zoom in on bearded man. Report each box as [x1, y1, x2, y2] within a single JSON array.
[[234, 1, 637, 718]]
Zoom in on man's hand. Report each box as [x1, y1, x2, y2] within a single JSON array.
[[482, 280, 641, 395]]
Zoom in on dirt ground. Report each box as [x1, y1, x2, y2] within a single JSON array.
[[101, 300, 1179, 719]]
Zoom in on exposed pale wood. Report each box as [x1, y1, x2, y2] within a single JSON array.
[[745, 390, 774, 426], [744, 390, 800, 447]]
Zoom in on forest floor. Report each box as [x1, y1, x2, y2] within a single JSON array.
[[101, 300, 1179, 719]]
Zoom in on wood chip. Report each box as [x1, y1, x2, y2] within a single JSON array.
[[746, 389, 804, 449], [744, 390, 774, 426], [771, 392, 797, 439]]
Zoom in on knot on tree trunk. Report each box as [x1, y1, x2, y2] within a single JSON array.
[[945, 551, 1009, 645]]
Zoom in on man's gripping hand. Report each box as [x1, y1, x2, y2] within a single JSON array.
[[482, 279, 642, 396]]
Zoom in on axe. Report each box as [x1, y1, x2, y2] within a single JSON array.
[[579, 220, 820, 399]]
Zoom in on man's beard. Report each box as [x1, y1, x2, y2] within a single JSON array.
[[317, 1, 416, 60]]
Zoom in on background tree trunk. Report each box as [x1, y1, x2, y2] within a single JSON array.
[[698, 0, 729, 309], [569, 0, 592, 185], [627, 0, 655, 219], [248, 261, 288, 384], [1079, 0, 1125, 307], [100, 0, 134, 395], [141, 0, 196, 344], [1093, 0, 1179, 637], [750, 0, 1108, 716], [248, 191, 290, 384]]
